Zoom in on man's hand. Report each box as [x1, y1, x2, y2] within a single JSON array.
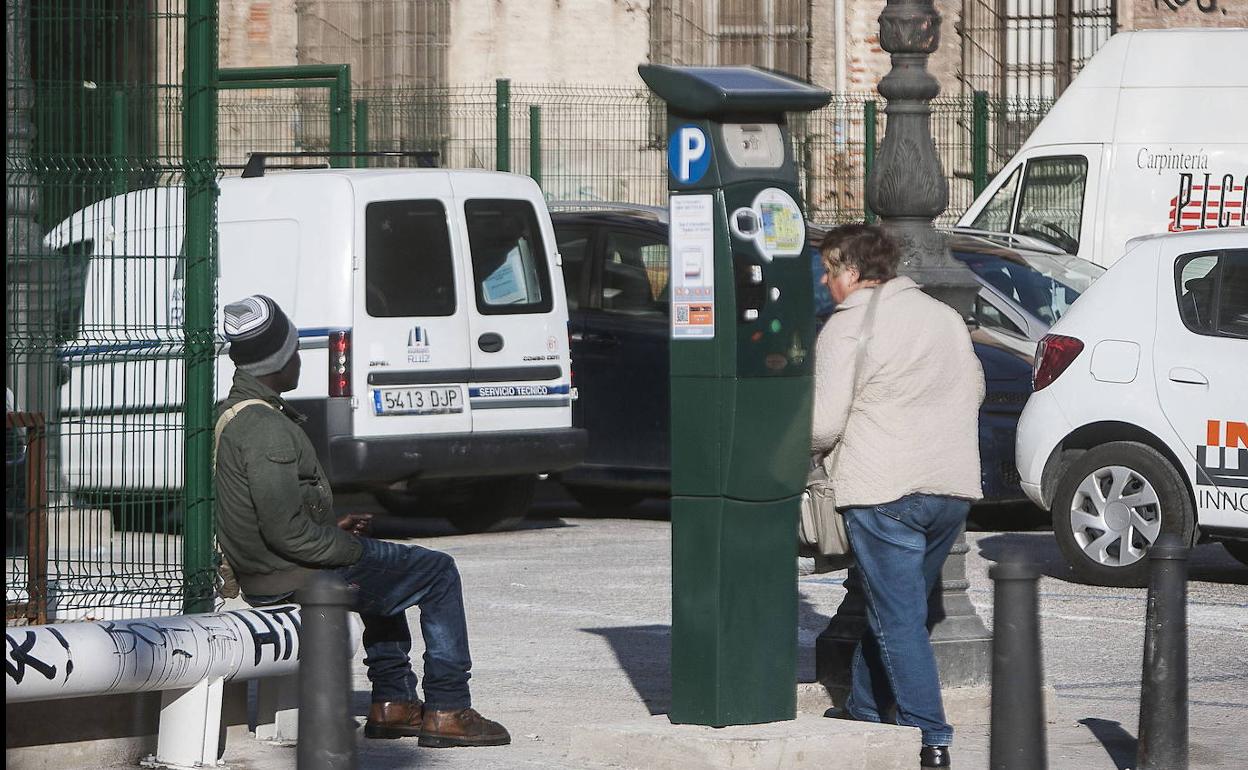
[[336, 512, 374, 537]]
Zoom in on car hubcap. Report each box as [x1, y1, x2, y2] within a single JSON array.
[[1068, 465, 1162, 568]]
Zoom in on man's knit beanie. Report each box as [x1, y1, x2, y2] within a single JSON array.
[[223, 295, 297, 376]]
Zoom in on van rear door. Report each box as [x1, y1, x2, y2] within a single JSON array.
[[353, 182, 473, 440], [452, 178, 572, 433]]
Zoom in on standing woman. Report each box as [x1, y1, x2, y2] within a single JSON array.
[[812, 224, 984, 769]]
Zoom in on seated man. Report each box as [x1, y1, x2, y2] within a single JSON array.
[[214, 294, 509, 748]]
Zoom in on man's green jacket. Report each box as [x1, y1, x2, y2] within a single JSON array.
[[215, 370, 362, 597]]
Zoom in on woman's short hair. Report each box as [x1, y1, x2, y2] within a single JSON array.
[[819, 224, 900, 283]]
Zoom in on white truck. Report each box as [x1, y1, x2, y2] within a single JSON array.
[[958, 28, 1248, 268], [46, 165, 586, 532]]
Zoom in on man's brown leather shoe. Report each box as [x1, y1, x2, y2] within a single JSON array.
[[363, 700, 423, 739], [418, 707, 510, 748]]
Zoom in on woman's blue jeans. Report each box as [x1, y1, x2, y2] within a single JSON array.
[[842, 494, 969, 747]]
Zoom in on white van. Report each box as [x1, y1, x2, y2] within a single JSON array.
[[47, 167, 586, 532], [958, 28, 1248, 268]]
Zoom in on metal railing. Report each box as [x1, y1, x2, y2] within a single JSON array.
[[5, 412, 49, 625]]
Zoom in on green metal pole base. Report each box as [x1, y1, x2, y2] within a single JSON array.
[[670, 495, 799, 726]]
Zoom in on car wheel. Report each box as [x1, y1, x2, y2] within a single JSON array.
[[1051, 441, 1195, 588], [377, 476, 535, 534], [566, 485, 647, 515], [1221, 541, 1248, 567]]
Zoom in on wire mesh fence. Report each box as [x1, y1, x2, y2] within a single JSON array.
[[217, 81, 1051, 226], [6, 0, 216, 623], [9, 31, 1050, 623]]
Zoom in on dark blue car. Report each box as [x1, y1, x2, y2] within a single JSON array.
[[551, 205, 1036, 510]]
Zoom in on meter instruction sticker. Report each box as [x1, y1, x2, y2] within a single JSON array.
[[732, 187, 805, 261], [668, 125, 711, 185], [670, 194, 715, 339]]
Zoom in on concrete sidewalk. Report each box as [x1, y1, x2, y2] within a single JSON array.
[[202, 497, 1246, 770]]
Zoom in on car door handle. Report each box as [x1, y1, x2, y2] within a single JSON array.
[[1168, 367, 1208, 385], [570, 332, 584, 342]]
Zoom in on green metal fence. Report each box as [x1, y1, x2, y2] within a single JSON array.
[[7, 25, 1048, 622], [217, 81, 1050, 226], [5, 0, 218, 622]]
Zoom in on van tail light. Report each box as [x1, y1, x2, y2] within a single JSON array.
[[1032, 334, 1084, 392], [329, 330, 352, 397]]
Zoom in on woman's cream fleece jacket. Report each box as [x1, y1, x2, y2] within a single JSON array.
[[811, 276, 986, 507]]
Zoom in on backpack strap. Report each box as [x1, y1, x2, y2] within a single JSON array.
[[213, 399, 275, 470]]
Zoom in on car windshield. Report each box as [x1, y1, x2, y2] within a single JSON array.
[[956, 249, 1103, 325]]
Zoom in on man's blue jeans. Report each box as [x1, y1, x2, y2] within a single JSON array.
[[336, 538, 473, 710], [842, 494, 969, 746]]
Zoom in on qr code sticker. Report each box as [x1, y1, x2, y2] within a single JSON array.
[[675, 305, 690, 323]]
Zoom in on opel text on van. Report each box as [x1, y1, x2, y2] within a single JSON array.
[[46, 167, 587, 533], [958, 28, 1248, 269]]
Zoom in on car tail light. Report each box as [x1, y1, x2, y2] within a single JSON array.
[[329, 330, 352, 397], [1032, 334, 1084, 391]]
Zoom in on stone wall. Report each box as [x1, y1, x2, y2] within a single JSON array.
[[447, 0, 651, 86]]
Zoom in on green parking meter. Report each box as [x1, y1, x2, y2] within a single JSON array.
[[639, 64, 830, 726]]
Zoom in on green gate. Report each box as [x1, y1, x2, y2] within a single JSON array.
[[5, 0, 218, 620]]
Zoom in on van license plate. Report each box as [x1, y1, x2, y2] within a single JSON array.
[[373, 386, 463, 416]]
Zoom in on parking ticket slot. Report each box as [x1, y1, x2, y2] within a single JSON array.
[[640, 64, 830, 726]]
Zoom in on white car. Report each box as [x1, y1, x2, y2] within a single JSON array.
[[1016, 228, 1248, 586]]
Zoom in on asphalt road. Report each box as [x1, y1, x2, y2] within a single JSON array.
[[217, 487, 1247, 769]]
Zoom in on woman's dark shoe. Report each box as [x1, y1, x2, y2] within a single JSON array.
[[823, 707, 855, 721], [363, 700, 423, 739], [920, 744, 951, 768]]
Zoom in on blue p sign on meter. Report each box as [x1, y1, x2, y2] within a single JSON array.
[[668, 125, 711, 185]]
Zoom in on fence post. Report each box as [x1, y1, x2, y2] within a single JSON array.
[[330, 66, 352, 168], [182, 0, 219, 615], [972, 90, 989, 197], [1137, 533, 1189, 770], [496, 78, 511, 172], [112, 90, 127, 196], [354, 99, 370, 168], [529, 104, 542, 190], [298, 574, 356, 769], [863, 99, 877, 224]]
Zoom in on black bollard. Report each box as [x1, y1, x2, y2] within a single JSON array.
[[989, 554, 1046, 770], [1137, 532, 1189, 770], [297, 573, 357, 770]]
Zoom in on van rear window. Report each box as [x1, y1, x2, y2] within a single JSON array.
[[366, 200, 456, 317], [465, 199, 553, 315]]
